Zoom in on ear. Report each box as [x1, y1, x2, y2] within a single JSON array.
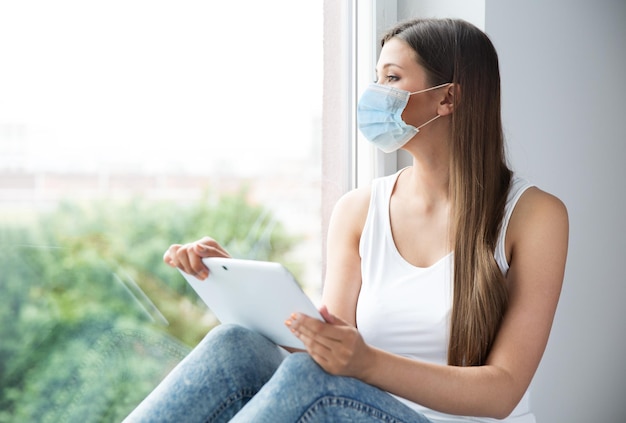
[[437, 83, 459, 116]]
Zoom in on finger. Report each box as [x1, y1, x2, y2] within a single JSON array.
[[289, 313, 344, 346], [318, 305, 354, 328], [174, 245, 197, 276], [298, 322, 344, 349], [194, 237, 231, 258], [318, 305, 335, 324], [188, 248, 209, 279], [292, 322, 351, 374], [305, 314, 345, 342], [163, 244, 181, 267], [289, 320, 333, 357]]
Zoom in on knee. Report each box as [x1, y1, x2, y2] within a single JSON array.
[[276, 353, 327, 383], [209, 323, 274, 347], [205, 323, 257, 346], [281, 352, 319, 370], [202, 324, 286, 365], [188, 324, 253, 362]]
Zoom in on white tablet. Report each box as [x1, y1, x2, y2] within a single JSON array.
[[178, 257, 323, 349]]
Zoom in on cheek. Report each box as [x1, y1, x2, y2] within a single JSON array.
[[401, 99, 421, 124], [402, 97, 435, 125]]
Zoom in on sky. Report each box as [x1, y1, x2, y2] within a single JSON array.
[[0, 0, 322, 174]]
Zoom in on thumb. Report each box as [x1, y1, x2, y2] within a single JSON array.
[[319, 305, 346, 325]]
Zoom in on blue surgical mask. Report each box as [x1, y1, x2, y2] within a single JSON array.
[[357, 82, 451, 153]]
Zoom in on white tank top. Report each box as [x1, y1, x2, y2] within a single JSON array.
[[356, 169, 536, 423]]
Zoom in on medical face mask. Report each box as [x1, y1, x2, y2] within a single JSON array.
[[357, 82, 451, 153]]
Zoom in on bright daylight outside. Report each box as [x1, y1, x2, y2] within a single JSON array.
[[0, 1, 322, 421]]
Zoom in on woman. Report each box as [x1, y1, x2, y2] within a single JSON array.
[[124, 18, 568, 422]]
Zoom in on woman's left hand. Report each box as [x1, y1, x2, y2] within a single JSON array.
[[285, 305, 374, 379]]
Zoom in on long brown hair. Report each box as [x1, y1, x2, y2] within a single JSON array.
[[382, 18, 512, 366]]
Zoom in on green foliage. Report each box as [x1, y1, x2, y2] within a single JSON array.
[[0, 189, 301, 422]]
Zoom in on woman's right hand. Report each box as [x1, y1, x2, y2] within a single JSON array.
[[163, 236, 231, 280]]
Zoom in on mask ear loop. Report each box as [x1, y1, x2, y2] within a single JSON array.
[[409, 82, 451, 95], [409, 83, 451, 129], [416, 114, 442, 130]]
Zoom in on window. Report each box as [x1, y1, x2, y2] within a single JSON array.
[[321, 0, 399, 269], [0, 1, 322, 420]]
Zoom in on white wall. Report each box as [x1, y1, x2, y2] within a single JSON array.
[[397, 0, 485, 29], [486, 1, 626, 421], [395, 0, 626, 421]]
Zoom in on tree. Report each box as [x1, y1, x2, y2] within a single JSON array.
[[0, 188, 301, 422]]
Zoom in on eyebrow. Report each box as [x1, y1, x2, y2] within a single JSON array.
[[375, 63, 405, 74], [381, 63, 404, 69]]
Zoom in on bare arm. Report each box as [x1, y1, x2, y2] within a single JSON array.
[[320, 186, 371, 326], [290, 187, 568, 418]]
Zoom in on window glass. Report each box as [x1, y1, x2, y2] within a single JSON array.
[[0, 1, 322, 420]]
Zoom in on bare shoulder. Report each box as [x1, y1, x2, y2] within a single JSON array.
[[329, 185, 372, 235], [336, 184, 371, 212], [510, 187, 569, 239], [507, 186, 569, 277]]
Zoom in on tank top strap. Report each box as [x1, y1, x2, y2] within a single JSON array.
[[494, 175, 535, 275]]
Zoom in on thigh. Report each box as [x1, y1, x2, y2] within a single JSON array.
[[232, 353, 433, 423], [123, 324, 287, 423]]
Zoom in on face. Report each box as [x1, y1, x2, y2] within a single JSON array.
[[375, 37, 442, 130]]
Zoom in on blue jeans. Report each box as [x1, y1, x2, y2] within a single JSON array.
[[123, 324, 433, 423]]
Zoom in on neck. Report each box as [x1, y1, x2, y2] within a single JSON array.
[[400, 130, 450, 207]]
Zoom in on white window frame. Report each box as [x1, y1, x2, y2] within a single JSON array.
[[355, 0, 400, 187], [321, 0, 398, 275]]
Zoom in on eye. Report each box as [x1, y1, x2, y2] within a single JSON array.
[[373, 75, 400, 84]]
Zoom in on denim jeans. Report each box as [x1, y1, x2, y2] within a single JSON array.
[[123, 324, 433, 423]]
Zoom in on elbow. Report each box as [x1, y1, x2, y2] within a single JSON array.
[[480, 367, 529, 419], [453, 388, 522, 419], [485, 393, 523, 420], [479, 377, 525, 419], [490, 407, 514, 421]]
